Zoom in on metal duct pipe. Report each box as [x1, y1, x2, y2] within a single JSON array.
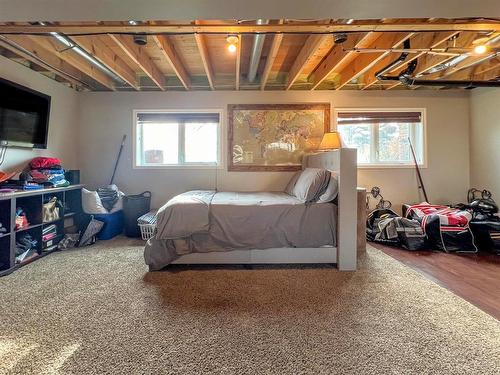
[[247, 19, 269, 83], [37, 22, 127, 85], [0, 35, 90, 89]]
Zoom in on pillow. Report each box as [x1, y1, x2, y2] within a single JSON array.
[[291, 168, 330, 202], [316, 172, 339, 203], [81, 188, 108, 214], [284, 171, 301, 196]]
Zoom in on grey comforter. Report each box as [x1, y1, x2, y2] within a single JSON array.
[[144, 190, 337, 270]]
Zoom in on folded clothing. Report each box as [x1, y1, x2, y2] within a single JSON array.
[[21, 157, 69, 187], [29, 157, 61, 170], [24, 168, 69, 187], [97, 187, 119, 212]]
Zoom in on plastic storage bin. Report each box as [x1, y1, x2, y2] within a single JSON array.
[[123, 192, 151, 237], [94, 210, 124, 240]]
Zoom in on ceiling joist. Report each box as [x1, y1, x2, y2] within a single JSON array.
[[1, 19, 498, 92], [194, 36, 215, 90], [1, 22, 500, 35], [235, 34, 241, 90], [109, 34, 166, 90], [335, 32, 413, 90], [286, 34, 329, 90], [310, 32, 380, 90], [72, 35, 139, 90], [151, 35, 191, 90], [0, 36, 87, 89], [260, 22, 284, 90], [25, 36, 116, 90], [363, 31, 460, 89]]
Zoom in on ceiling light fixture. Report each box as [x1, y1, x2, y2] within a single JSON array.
[[334, 33, 348, 44], [226, 35, 239, 53], [473, 44, 488, 54]]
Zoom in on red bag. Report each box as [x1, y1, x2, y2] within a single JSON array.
[[29, 157, 61, 169]]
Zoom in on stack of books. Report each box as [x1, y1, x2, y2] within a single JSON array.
[[42, 224, 58, 249]]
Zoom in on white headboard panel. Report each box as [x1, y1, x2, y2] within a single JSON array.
[[304, 148, 358, 271], [303, 150, 341, 172]]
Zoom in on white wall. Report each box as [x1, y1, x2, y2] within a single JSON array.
[[78, 90, 470, 211], [469, 88, 500, 200], [1, 0, 499, 21], [0, 55, 79, 173]]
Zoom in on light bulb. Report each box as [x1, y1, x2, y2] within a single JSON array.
[[226, 35, 239, 53], [473, 44, 487, 54]]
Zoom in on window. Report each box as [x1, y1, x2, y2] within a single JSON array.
[[134, 111, 221, 168], [335, 109, 425, 167]]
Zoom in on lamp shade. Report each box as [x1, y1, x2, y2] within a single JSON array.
[[318, 132, 342, 150]]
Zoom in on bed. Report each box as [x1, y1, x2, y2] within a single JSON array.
[[144, 149, 358, 271]]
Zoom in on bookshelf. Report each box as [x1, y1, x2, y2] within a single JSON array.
[[0, 185, 83, 277]]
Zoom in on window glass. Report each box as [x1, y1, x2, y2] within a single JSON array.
[[139, 122, 179, 165], [184, 122, 218, 163], [337, 124, 371, 164], [135, 112, 220, 167], [336, 110, 425, 166]]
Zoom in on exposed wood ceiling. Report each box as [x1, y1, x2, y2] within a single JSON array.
[[0, 18, 499, 91]]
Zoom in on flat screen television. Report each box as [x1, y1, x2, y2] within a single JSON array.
[[0, 77, 51, 149]]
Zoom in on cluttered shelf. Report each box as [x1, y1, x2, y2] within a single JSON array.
[[15, 223, 42, 232], [1, 153, 153, 276], [0, 184, 84, 200]]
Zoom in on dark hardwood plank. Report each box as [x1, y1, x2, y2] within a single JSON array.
[[372, 243, 500, 320]]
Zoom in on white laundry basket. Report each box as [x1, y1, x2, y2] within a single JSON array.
[[137, 210, 157, 241]]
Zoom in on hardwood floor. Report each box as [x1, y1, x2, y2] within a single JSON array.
[[371, 243, 500, 320]]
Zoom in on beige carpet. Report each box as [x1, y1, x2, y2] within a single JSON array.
[[0, 237, 499, 375]]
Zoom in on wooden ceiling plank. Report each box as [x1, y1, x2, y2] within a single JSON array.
[[361, 52, 406, 89], [260, 22, 284, 91], [474, 66, 500, 80], [412, 32, 478, 77], [310, 32, 380, 90], [72, 36, 140, 90], [440, 56, 500, 81], [109, 34, 165, 90], [236, 35, 241, 90], [405, 32, 496, 88], [0, 36, 89, 89], [194, 33, 215, 90], [336, 32, 413, 90], [151, 35, 191, 90], [286, 34, 329, 90], [371, 31, 459, 89], [25, 36, 115, 90], [2, 22, 500, 34]]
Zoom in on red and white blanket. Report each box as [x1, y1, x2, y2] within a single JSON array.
[[405, 203, 472, 229]]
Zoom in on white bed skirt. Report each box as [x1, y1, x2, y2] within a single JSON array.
[[172, 247, 337, 264]]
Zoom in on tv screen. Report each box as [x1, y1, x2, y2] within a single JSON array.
[[0, 78, 51, 149]]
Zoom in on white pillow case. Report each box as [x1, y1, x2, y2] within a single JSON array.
[[316, 172, 339, 203], [289, 168, 330, 202]]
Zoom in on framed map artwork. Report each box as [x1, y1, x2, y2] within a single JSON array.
[[227, 103, 330, 171]]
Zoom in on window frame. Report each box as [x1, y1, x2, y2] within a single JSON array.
[[132, 109, 224, 169], [334, 107, 428, 169]]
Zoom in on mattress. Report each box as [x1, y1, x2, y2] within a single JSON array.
[[144, 190, 337, 270]]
